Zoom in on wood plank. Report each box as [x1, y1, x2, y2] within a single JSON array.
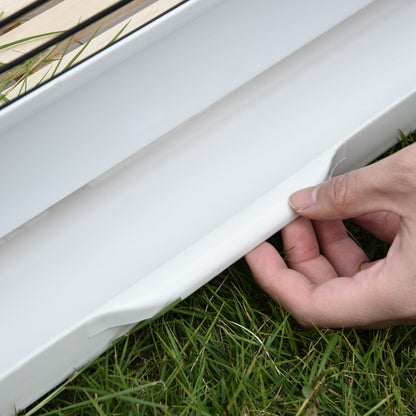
[[0, 1, 62, 36], [0, 0, 119, 65], [1, 0, 35, 19], [3, 0, 182, 101], [0, 0, 152, 85]]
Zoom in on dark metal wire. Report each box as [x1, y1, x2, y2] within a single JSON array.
[[0, 0, 54, 30], [0, 0, 137, 75], [0, 0, 189, 110]]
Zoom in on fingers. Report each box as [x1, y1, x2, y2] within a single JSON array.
[[289, 266, 391, 328], [245, 242, 316, 314], [312, 220, 369, 276], [352, 211, 399, 244], [281, 217, 337, 284], [251, 217, 369, 284], [289, 144, 416, 220], [246, 244, 393, 328], [280, 217, 369, 278], [248, 145, 416, 328]]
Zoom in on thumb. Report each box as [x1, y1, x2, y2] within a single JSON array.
[[288, 144, 416, 220]]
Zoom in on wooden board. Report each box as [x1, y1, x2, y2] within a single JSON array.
[[0, 0, 180, 100], [0, 1, 62, 36], [0, 0, 141, 63], [1, 0, 35, 18]]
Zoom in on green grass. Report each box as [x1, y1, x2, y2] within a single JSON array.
[[18, 132, 416, 415]]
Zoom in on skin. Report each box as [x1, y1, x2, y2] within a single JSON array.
[[246, 143, 416, 328]]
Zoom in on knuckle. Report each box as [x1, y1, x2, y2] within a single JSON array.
[[328, 173, 355, 208], [388, 155, 416, 193]]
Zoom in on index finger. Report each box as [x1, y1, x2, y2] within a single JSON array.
[[246, 243, 391, 328]]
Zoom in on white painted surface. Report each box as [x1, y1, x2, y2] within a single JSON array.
[[0, 0, 373, 239]]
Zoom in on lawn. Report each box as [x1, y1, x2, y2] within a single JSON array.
[[20, 133, 416, 415]]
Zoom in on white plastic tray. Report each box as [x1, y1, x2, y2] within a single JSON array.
[[2, 0, 416, 414], [0, 0, 373, 239]]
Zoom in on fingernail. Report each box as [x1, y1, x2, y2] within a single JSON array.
[[289, 186, 318, 212]]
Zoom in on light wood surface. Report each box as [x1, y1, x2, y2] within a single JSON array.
[[1, 0, 35, 18], [1, 0, 181, 101], [0, 1, 62, 35], [0, 0, 132, 64]]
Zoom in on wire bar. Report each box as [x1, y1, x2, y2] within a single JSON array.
[[0, 0, 138, 75], [0, 0, 54, 30]]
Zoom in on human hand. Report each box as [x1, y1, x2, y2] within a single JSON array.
[[246, 143, 416, 328]]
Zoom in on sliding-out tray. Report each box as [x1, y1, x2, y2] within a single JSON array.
[[1, 0, 416, 413]]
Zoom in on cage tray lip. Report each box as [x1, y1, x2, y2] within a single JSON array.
[[2, 82, 416, 383], [0, 139, 355, 384]]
